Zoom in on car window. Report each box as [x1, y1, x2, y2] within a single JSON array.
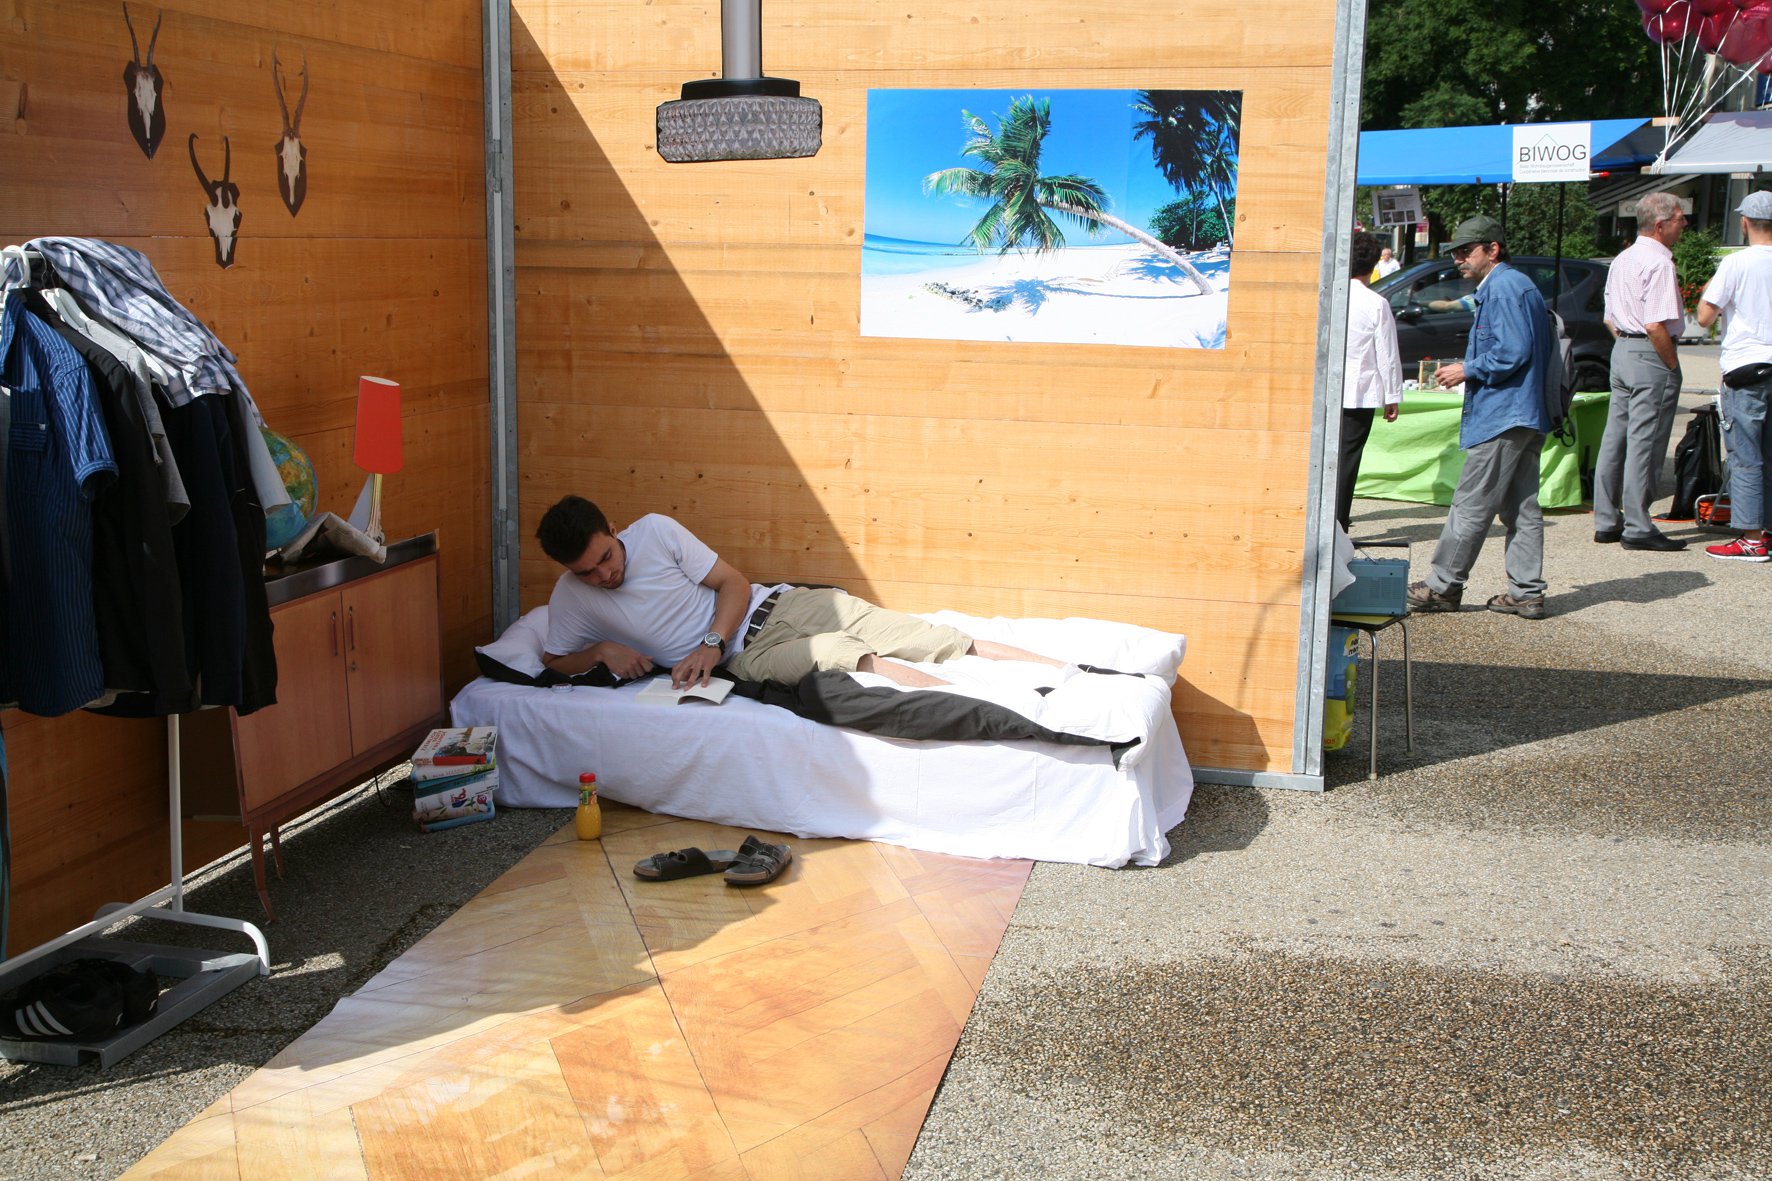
[[1392, 265, 1474, 311]]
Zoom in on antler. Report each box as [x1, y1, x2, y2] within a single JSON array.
[[188, 132, 211, 191], [220, 134, 231, 182], [146, 9, 161, 66], [123, 2, 141, 64], [272, 48, 309, 131], [291, 52, 308, 129]]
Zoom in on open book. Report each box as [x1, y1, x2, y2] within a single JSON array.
[[636, 675, 735, 706]]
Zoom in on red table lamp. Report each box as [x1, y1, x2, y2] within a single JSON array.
[[354, 376, 402, 543]]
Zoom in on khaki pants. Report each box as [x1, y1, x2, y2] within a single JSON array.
[[728, 588, 972, 685]]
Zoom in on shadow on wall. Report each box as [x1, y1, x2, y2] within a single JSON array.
[[508, 15, 875, 608]]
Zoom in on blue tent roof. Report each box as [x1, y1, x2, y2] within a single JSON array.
[[1357, 119, 1660, 186]]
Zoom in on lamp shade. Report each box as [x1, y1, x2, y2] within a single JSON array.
[[354, 376, 403, 474]]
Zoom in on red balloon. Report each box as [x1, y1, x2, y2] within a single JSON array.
[[1698, 9, 1732, 50], [1693, 0, 1732, 13], [1636, 0, 1679, 11], [1758, 47, 1772, 71], [1647, 0, 1695, 40], [1720, 5, 1772, 62]]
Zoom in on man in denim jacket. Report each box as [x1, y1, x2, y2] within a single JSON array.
[[1408, 215, 1555, 620]]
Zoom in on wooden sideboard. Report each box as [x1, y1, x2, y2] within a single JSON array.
[[182, 534, 446, 919]]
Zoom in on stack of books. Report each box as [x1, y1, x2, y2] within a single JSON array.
[[409, 726, 498, 832]]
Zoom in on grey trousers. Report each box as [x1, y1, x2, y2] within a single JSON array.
[[1594, 338, 1681, 538], [1428, 426, 1547, 598]]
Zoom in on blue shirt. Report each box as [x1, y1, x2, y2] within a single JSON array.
[[1, 293, 118, 715], [1459, 262, 1554, 449]]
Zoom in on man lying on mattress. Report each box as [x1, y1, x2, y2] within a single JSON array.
[[537, 494, 1063, 690], [532, 494, 1148, 758]]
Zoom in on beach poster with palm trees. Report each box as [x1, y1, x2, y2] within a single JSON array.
[[860, 88, 1241, 349]]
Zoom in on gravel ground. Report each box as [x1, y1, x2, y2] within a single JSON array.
[[5, 350, 1765, 1180], [908, 349, 1772, 1180]]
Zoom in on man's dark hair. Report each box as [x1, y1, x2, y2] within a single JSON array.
[[1350, 232, 1385, 279], [536, 495, 611, 565]]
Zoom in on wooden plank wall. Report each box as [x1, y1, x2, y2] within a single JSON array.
[[510, 0, 1335, 774], [0, 0, 488, 955]]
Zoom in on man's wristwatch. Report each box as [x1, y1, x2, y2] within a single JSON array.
[[701, 630, 726, 654]]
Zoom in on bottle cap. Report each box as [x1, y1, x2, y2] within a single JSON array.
[[579, 772, 597, 784]]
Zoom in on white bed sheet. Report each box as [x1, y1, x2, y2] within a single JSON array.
[[449, 675, 1192, 867], [450, 609, 1195, 867]]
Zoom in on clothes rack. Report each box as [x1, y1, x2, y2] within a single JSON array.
[[0, 246, 269, 1069]]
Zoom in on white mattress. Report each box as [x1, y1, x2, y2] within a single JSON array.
[[449, 608, 1195, 867]]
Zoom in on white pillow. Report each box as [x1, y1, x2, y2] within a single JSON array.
[[475, 605, 550, 678]]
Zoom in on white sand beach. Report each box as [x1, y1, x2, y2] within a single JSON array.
[[859, 241, 1231, 349]]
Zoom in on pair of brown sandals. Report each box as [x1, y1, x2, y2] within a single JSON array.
[[632, 834, 793, 887]]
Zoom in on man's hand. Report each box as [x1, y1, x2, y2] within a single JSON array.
[[593, 642, 654, 681], [1435, 362, 1465, 388], [670, 644, 721, 689], [1383, 404, 1400, 423]]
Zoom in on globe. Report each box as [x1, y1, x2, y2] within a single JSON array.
[[261, 427, 318, 551]]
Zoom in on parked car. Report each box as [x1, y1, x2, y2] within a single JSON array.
[[1371, 256, 1613, 393]]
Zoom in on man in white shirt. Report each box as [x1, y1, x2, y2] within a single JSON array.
[[1696, 190, 1772, 562], [534, 495, 1064, 689], [1339, 232, 1404, 529], [1372, 245, 1401, 281], [1597, 191, 1688, 551]]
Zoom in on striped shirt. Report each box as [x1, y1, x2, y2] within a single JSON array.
[[1603, 235, 1683, 337]]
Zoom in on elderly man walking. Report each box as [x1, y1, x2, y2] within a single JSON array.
[[1596, 191, 1689, 551], [1696, 190, 1772, 562], [1407, 215, 1555, 620]]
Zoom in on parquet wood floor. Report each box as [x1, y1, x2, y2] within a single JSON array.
[[124, 803, 1031, 1180]]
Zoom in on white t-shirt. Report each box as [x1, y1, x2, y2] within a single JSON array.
[[1700, 243, 1772, 374], [1343, 279, 1403, 410], [545, 514, 723, 666]]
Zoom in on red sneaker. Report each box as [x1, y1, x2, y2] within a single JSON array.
[[1704, 536, 1770, 563]]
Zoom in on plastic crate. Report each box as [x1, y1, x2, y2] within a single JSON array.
[[1330, 557, 1409, 617]]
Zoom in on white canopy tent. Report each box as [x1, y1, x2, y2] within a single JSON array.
[[1656, 110, 1772, 174]]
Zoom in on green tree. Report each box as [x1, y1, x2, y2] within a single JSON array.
[[924, 95, 1215, 295], [1362, 0, 1659, 130], [1131, 90, 1243, 244], [1151, 195, 1233, 252], [1673, 226, 1721, 311]]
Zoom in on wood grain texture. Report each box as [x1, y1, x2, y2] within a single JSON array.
[[508, 0, 1336, 776], [128, 808, 1032, 1179], [0, 0, 490, 955]]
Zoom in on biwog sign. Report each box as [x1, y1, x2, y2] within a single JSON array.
[[1511, 122, 1591, 183]]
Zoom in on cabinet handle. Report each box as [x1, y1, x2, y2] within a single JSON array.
[[330, 611, 340, 656], [346, 606, 356, 652]]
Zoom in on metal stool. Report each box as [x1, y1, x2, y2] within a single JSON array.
[[1328, 611, 1414, 779]]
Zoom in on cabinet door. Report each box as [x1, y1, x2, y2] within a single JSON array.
[[343, 556, 443, 755], [235, 591, 354, 813]]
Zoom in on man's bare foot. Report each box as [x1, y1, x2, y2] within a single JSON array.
[[857, 654, 950, 688]]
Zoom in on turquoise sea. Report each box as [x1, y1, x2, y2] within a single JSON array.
[[860, 234, 998, 277]]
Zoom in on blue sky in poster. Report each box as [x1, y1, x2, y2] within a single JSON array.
[[864, 88, 1228, 248]]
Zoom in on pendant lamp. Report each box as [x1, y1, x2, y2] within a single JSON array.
[[655, 0, 821, 163]]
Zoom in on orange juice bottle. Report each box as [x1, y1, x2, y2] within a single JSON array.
[[575, 773, 602, 840]]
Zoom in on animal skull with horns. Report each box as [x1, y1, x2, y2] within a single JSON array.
[[121, 3, 165, 157], [189, 133, 241, 268]]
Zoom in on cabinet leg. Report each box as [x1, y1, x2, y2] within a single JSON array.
[[250, 828, 279, 923], [269, 825, 285, 878]]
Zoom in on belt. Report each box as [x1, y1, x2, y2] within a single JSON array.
[[743, 589, 785, 642], [1616, 331, 1648, 338]]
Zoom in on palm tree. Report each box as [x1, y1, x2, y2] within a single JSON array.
[[923, 96, 1214, 296], [1132, 90, 1242, 246]]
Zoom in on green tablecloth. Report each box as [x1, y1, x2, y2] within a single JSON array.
[[1353, 391, 1609, 509]]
